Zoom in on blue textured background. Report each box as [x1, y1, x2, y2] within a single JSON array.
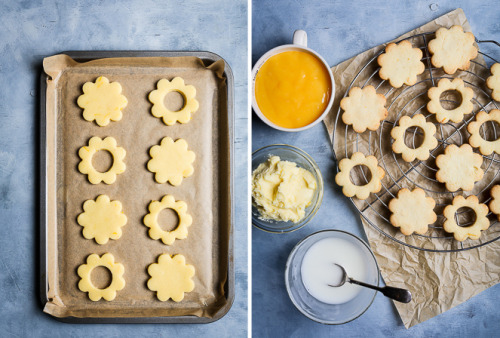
[[0, 1, 247, 337], [252, 0, 500, 337]]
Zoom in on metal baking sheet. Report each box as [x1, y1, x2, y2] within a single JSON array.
[[40, 51, 234, 323]]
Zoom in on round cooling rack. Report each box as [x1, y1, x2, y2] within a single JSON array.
[[332, 32, 500, 252]]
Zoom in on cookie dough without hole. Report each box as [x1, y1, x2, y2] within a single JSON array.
[[147, 137, 195, 186], [486, 63, 500, 101], [443, 195, 490, 241], [391, 114, 438, 162], [77, 195, 127, 244], [143, 195, 193, 245], [377, 40, 425, 88], [467, 109, 500, 155], [77, 253, 125, 301], [77, 76, 128, 126], [389, 188, 437, 235], [489, 185, 500, 221], [427, 78, 474, 124], [147, 254, 195, 302], [340, 86, 388, 133]]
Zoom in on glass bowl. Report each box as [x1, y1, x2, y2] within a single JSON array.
[[285, 230, 380, 324], [251, 144, 324, 233]]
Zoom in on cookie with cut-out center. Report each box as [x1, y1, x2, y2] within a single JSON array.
[[391, 114, 438, 162], [443, 195, 489, 241]]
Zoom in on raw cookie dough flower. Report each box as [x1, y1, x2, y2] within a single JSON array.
[[147, 254, 195, 302], [147, 137, 195, 186], [77, 76, 128, 126], [149, 77, 199, 125], [77, 195, 127, 245], [77, 253, 125, 301]]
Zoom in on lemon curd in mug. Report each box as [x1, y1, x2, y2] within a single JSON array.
[[255, 51, 331, 129]]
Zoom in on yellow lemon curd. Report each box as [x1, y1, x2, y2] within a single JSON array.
[[255, 50, 331, 129]]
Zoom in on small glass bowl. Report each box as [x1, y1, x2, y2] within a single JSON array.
[[251, 144, 323, 233], [285, 230, 380, 324]]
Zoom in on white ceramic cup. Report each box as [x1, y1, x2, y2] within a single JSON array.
[[252, 30, 335, 132]]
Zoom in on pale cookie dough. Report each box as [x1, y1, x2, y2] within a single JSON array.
[[77, 253, 125, 301], [340, 86, 388, 133], [147, 137, 195, 186], [391, 114, 438, 162], [443, 195, 490, 241], [78, 136, 126, 184], [147, 254, 195, 302], [389, 188, 437, 235], [149, 77, 199, 125], [251, 156, 317, 223], [77, 195, 127, 245], [335, 152, 385, 200], [377, 40, 425, 88], [486, 63, 500, 101], [143, 195, 192, 245], [467, 109, 500, 155], [427, 78, 474, 123], [435, 144, 483, 192], [77, 76, 128, 126], [488, 185, 500, 221], [428, 25, 478, 75]]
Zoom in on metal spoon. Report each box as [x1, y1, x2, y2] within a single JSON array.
[[328, 263, 412, 303]]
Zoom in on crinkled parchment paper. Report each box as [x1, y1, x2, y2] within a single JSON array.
[[42, 54, 231, 319], [324, 9, 500, 328]]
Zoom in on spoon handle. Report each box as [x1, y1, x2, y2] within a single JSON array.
[[349, 279, 412, 303]]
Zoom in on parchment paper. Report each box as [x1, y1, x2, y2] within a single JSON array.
[[42, 54, 231, 319], [324, 9, 500, 328]]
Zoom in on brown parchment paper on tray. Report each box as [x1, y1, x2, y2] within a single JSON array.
[[42, 54, 231, 319], [324, 9, 500, 328]]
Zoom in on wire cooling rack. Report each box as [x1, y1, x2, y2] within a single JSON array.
[[332, 32, 500, 252]]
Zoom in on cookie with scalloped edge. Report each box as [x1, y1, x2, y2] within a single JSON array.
[[340, 86, 388, 133], [389, 188, 437, 235], [486, 63, 500, 101]]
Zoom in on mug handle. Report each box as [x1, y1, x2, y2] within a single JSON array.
[[293, 30, 307, 47]]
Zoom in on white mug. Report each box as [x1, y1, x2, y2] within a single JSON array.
[[251, 30, 335, 132]]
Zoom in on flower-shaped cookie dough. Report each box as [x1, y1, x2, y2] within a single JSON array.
[[428, 25, 478, 75], [389, 188, 437, 235], [77, 195, 127, 244], [77, 253, 125, 301], [77, 76, 128, 126], [427, 78, 474, 123], [468, 110, 500, 155], [436, 144, 483, 192], [340, 86, 388, 133], [488, 185, 500, 221], [377, 40, 425, 88], [335, 152, 385, 200], [147, 137, 195, 186], [443, 195, 490, 241], [147, 254, 195, 302], [78, 136, 126, 184], [143, 195, 193, 245], [486, 63, 500, 101], [149, 77, 199, 126], [391, 114, 438, 162]]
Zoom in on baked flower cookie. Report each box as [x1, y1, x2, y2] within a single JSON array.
[[486, 63, 500, 101], [77, 195, 127, 245], [77, 253, 125, 301], [488, 185, 500, 221], [428, 25, 478, 75], [391, 114, 438, 162], [443, 195, 490, 241], [77, 76, 128, 126], [147, 254, 195, 302], [427, 78, 474, 123], [467, 109, 500, 155], [149, 77, 199, 126], [388, 188, 437, 235], [335, 152, 385, 200], [340, 86, 388, 133], [143, 195, 193, 245], [147, 137, 195, 186], [377, 40, 425, 88], [435, 144, 483, 192], [78, 136, 126, 184]]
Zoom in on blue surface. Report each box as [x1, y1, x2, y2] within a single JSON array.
[[0, 1, 247, 337], [252, 1, 500, 337]]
